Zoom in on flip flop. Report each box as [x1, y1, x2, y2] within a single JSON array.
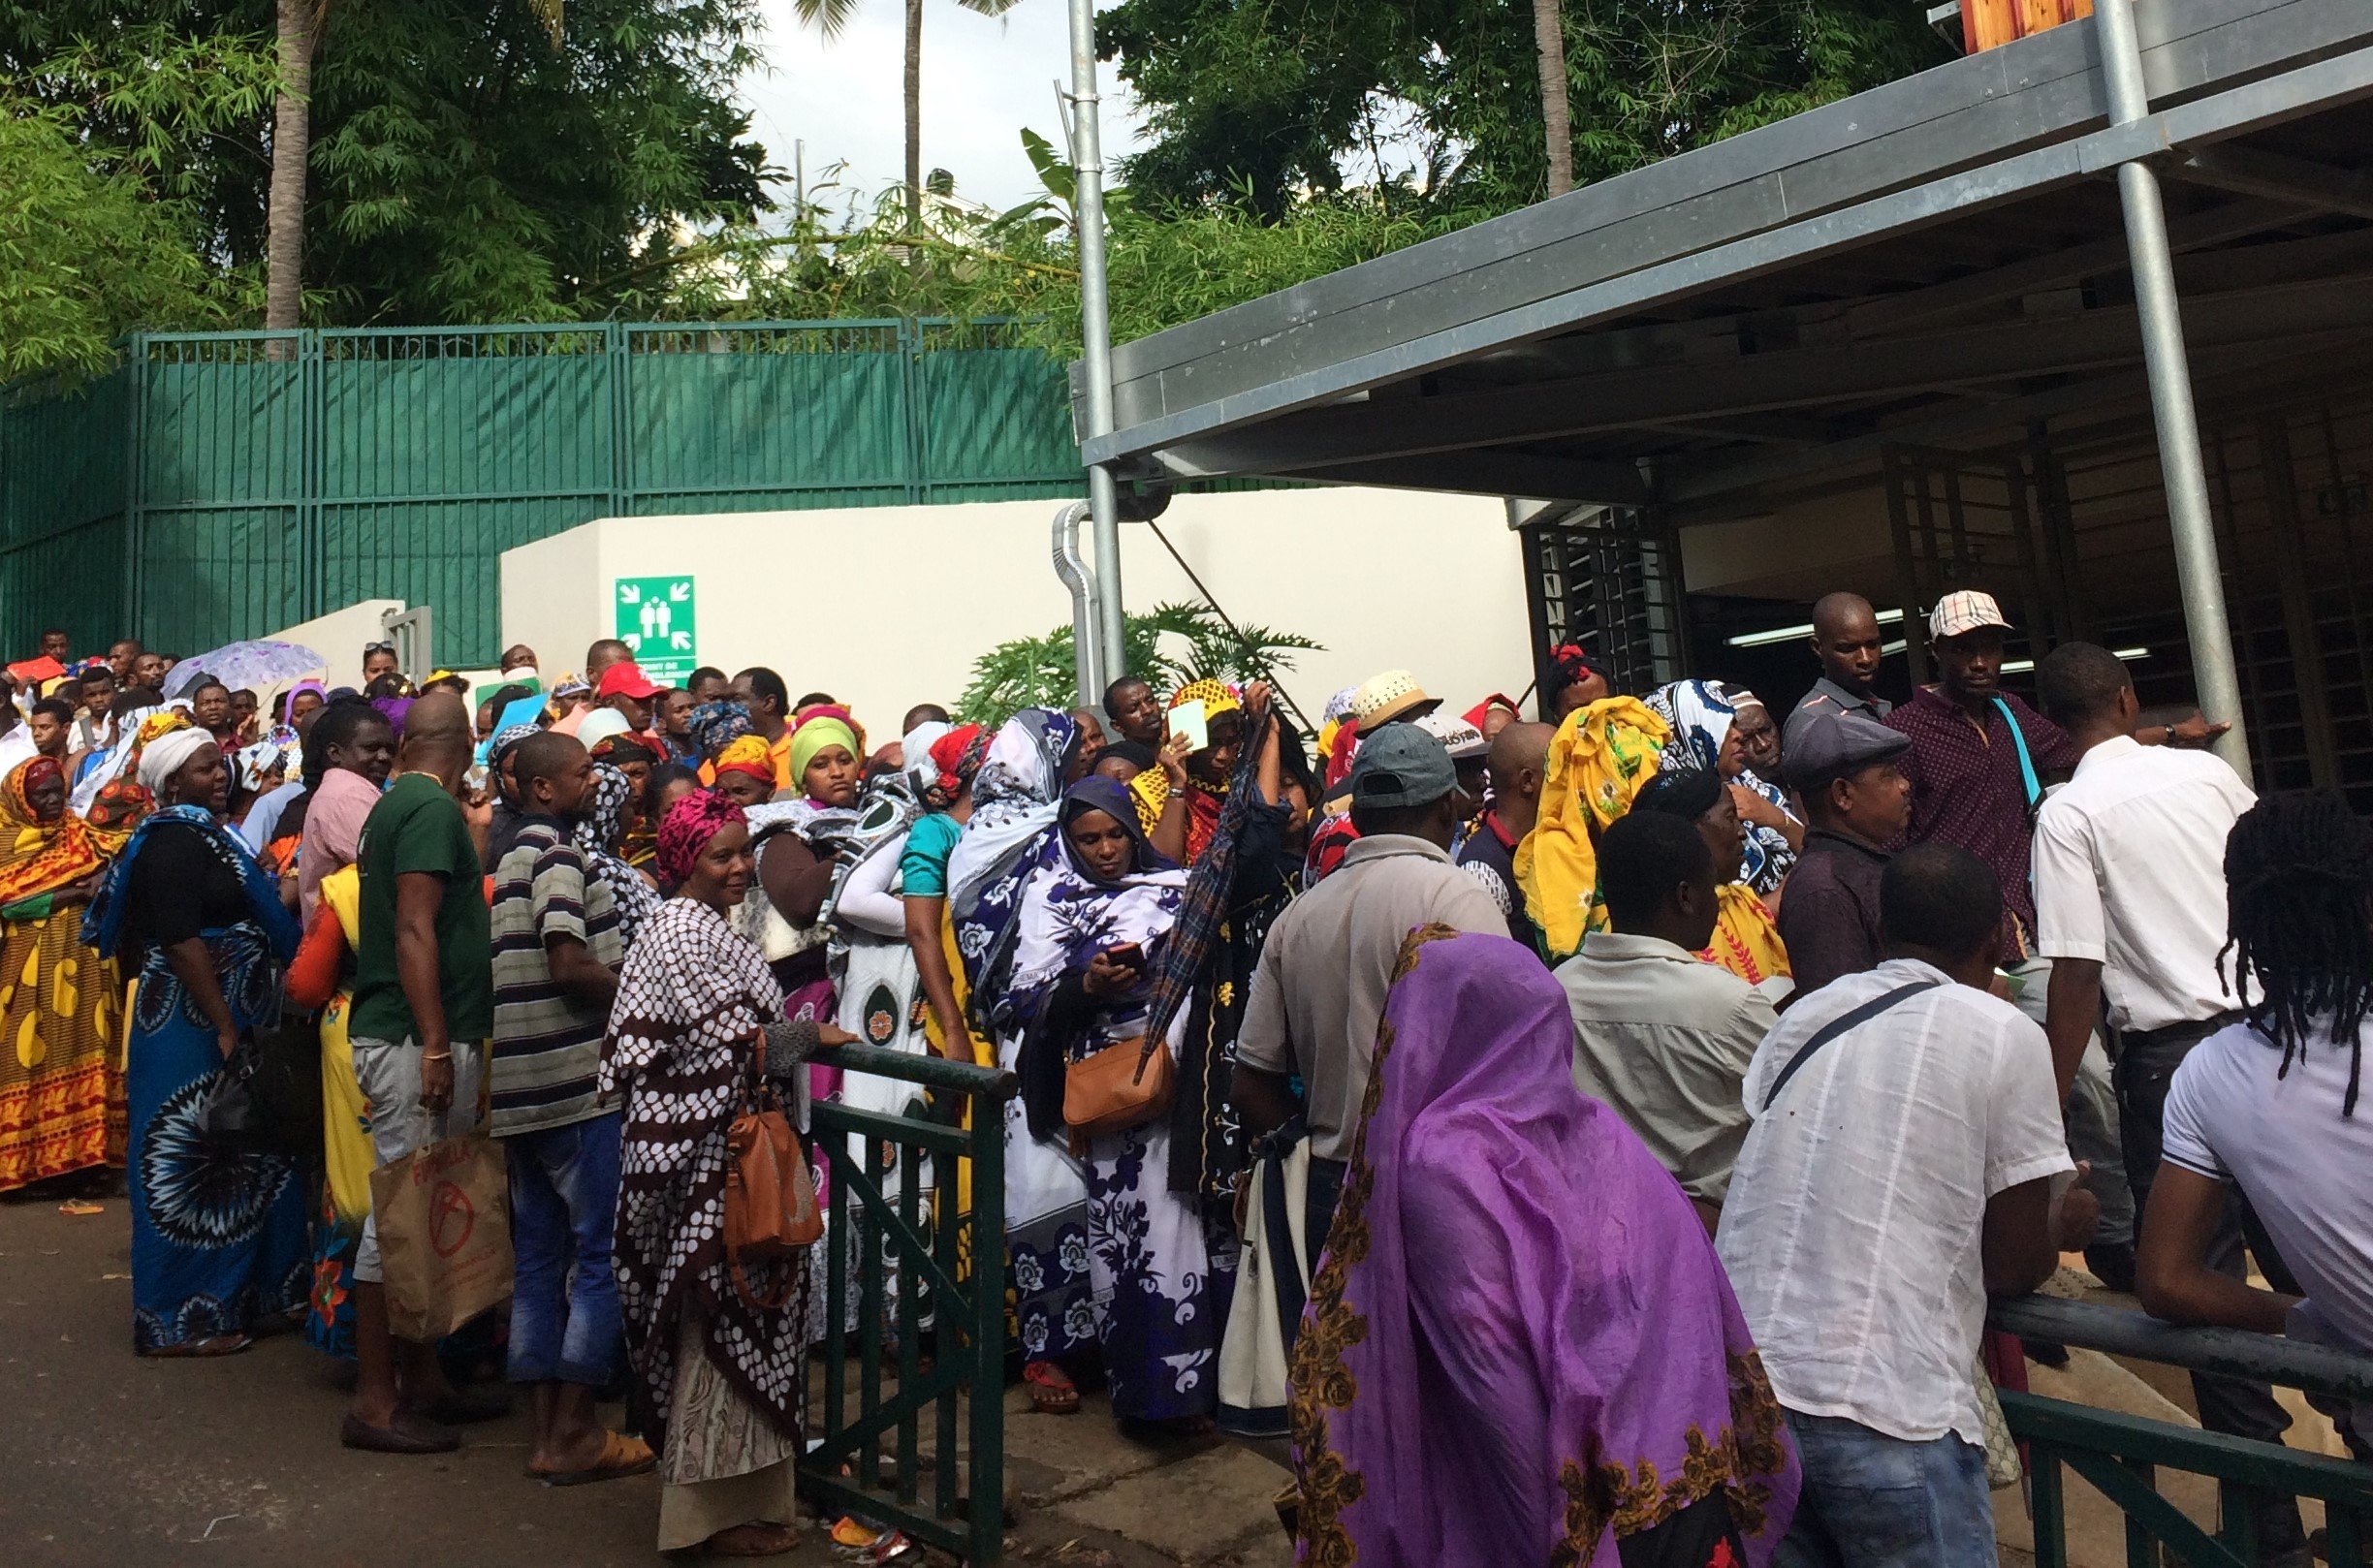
[[1022, 1360, 1080, 1415], [533, 1429, 657, 1487], [142, 1333, 252, 1360]]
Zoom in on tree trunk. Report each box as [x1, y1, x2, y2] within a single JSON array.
[[903, 0, 923, 234], [265, 0, 314, 336], [1533, 0, 1573, 198]]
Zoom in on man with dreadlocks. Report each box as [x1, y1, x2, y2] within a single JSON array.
[[2139, 791, 2373, 1458], [2034, 643, 2315, 1558]]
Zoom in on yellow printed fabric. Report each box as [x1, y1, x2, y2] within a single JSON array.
[[1514, 698, 1670, 961], [1698, 883, 1791, 988], [1127, 768, 1170, 838], [0, 905, 124, 1191]]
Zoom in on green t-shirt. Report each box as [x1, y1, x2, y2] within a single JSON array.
[[351, 772, 493, 1046]]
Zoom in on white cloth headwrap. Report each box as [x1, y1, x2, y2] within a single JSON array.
[[901, 721, 950, 798], [137, 727, 216, 795]]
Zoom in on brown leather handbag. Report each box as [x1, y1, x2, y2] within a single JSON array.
[[722, 1038, 822, 1308], [1063, 1035, 1175, 1154]]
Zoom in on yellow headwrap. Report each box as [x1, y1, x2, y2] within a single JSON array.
[[1512, 696, 1670, 960], [788, 717, 859, 793], [713, 735, 775, 784], [1167, 677, 1242, 723]]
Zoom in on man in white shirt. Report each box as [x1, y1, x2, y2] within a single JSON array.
[[1556, 810, 1774, 1232], [1718, 843, 2083, 1568], [2139, 791, 2373, 1461], [2031, 643, 2305, 1555]]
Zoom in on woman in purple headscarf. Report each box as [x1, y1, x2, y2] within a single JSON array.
[[1288, 926, 1798, 1567]]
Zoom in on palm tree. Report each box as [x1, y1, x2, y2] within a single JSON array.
[[1533, 0, 1573, 197], [793, 0, 1025, 235], [263, 0, 564, 331]]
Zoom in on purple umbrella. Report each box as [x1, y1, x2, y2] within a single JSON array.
[[162, 640, 328, 699]]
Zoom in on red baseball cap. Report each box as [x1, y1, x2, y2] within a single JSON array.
[[595, 661, 661, 701]]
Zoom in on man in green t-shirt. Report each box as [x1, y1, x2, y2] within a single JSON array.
[[342, 691, 504, 1455]]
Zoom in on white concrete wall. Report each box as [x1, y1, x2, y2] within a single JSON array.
[[262, 600, 404, 691], [498, 488, 1532, 732]]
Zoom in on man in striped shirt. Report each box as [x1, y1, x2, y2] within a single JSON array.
[[490, 732, 647, 1484]]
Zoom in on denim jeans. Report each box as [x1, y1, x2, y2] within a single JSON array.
[[502, 1112, 624, 1387], [1776, 1411, 1997, 1568]]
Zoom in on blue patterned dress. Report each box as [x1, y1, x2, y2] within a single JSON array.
[[85, 806, 308, 1352]]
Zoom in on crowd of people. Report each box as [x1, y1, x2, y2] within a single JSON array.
[[2, 587, 2366, 1566]]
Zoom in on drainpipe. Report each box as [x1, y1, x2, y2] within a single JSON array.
[[1063, 0, 1128, 679], [2094, 0, 2250, 776], [1053, 500, 1105, 706]]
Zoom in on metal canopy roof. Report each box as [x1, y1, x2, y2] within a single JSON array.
[[1076, 0, 2373, 523]]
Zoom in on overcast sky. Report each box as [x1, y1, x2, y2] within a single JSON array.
[[740, 1, 1148, 217]]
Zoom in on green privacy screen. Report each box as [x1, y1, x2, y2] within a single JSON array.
[[0, 320, 1084, 664]]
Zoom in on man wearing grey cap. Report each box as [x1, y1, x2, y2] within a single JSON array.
[[1776, 706, 1914, 997], [1233, 723, 1506, 1243]]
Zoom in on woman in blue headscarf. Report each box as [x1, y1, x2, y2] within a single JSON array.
[[84, 720, 307, 1356], [1643, 679, 1802, 896]]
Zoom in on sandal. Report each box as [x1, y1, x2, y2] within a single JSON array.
[[1023, 1360, 1080, 1415], [701, 1522, 803, 1557], [532, 1429, 657, 1487]]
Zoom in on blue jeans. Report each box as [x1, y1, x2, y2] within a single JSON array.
[[1777, 1411, 1996, 1568], [502, 1113, 623, 1387]]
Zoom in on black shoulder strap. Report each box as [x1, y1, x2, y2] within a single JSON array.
[[1759, 980, 1945, 1113]]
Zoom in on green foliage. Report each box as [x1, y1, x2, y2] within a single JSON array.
[[0, 0, 770, 330], [1098, 0, 1950, 213], [956, 601, 1322, 729], [0, 24, 279, 378]]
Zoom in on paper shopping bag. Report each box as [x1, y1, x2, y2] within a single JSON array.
[[369, 1134, 513, 1342]]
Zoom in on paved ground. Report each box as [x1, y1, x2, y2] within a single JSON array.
[[0, 1186, 1289, 1567], [0, 1186, 2342, 1568]]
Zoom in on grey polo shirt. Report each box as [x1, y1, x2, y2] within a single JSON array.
[[1789, 675, 1894, 727], [1554, 930, 1778, 1204], [1237, 833, 1509, 1162]]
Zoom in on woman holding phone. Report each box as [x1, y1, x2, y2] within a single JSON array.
[[1002, 775, 1224, 1430]]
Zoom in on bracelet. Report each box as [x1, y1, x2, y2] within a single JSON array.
[[422, 1051, 452, 1062]]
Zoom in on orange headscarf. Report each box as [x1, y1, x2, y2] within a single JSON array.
[[0, 757, 108, 907]]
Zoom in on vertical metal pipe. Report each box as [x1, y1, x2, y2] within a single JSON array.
[[2094, 0, 2252, 775], [1064, 0, 1127, 678], [1051, 500, 1104, 705]]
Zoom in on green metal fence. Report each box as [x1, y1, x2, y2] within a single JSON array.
[[0, 320, 1083, 666], [1990, 1296, 2373, 1566], [804, 1041, 1015, 1563]]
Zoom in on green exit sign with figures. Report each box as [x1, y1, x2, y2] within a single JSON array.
[[615, 576, 697, 683]]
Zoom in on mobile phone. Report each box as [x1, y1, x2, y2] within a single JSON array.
[[1169, 699, 1209, 753], [1104, 942, 1145, 969]]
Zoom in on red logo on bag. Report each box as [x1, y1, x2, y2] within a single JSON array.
[[429, 1179, 476, 1258]]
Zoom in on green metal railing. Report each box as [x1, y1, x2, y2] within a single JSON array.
[[802, 1042, 1015, 1564], [1990, 1296, 2373, 1567]]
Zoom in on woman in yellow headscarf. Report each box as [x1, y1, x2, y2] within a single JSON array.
[[1513, 696, 1669, 961], [0, 756, 123, 1192]]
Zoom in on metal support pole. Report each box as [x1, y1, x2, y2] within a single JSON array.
[[2095, 0, 2252, 776], [1062, 0, 1127, 679], [1051, 500, 1105, 706]]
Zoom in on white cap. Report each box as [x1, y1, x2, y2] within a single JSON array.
[[1929, 589, 2012, 642], [1413, 711, 1488, 761]]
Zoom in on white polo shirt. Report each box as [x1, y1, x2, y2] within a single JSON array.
[[1716, 959, 2072, 1446], [2031, 736, 2256, 1032]]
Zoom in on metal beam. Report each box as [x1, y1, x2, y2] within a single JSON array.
[[1292, 452, 1651, 504], [2175, 144, 2373, 221], [1142, 274, 2373, 481], [1840, 197, 2312, 340]]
